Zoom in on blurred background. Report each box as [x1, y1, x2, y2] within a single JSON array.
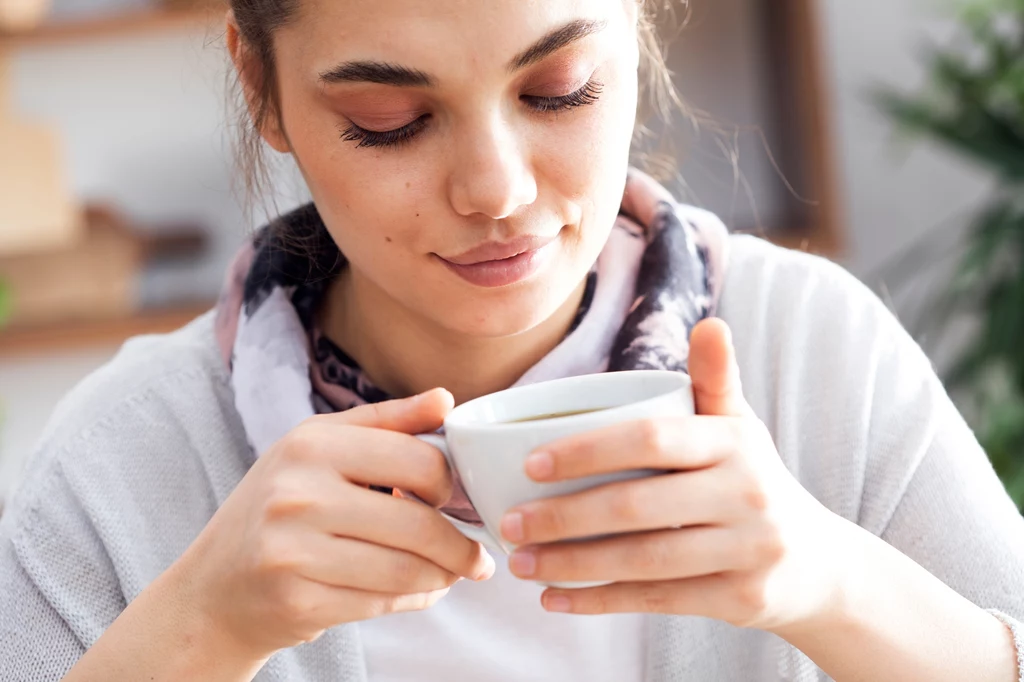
[[0, 0, 1021, 512]]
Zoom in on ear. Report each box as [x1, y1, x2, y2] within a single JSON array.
[[225, 9, 291, 154]]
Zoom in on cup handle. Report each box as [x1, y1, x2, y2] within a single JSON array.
[[414, 433, 505, 554]]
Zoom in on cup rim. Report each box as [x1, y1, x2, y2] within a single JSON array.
[[445, 369, 691, 432]]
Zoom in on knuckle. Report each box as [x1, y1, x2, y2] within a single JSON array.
[[629, 536, 671, 575], [388, 552, 423, 592], [638, 417, 670, 456], [542, 545, 578, 577], [732, 574, 770, 624], [640, 586, 671, 613], [407, 505, 440, 545], [279, 425, 320, 465], [750, 525, 786, 568], [277, 583, 317, 623], [741, 479, 770, 513], [536, 501, 572, 539], [610, 483, 649, 525], [409, 507, 456, 564], [263, 477, 313, 521], [253, 532, 290, 571], [576, 589, 605, 614]]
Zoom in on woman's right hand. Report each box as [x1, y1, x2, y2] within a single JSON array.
[[175, 387, 495, 659]]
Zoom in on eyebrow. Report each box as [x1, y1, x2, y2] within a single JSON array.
[[507, 18, 607, 73], [318, 18, 608, 87]]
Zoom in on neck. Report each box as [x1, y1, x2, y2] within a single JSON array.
[[320, 269, 588, 406]]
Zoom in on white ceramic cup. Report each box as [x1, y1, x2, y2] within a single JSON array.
[[416, 370, 695, 589]]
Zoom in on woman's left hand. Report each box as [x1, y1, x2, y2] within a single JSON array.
[[499, 318, 851, 633]]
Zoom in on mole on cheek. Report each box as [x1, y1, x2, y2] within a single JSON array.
[[385, 236, 393, 243]]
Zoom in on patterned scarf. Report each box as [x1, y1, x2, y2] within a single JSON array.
[[213, 168, 729, 522]]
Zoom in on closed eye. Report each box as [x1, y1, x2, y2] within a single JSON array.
[[522, 78, 604, 112], [339, 78, 605, 150]]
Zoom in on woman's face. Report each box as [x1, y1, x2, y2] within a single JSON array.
[[265, 0, 640, 337]]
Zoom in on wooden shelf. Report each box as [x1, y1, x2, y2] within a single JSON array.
[[0, 5, 222, 48], [0, 304, 212, 358]]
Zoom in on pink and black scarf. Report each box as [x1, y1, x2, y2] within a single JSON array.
[[214, 168, 729, 522]]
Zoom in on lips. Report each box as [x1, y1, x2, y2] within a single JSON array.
[[443, 234, 558, 266], [438, 233, 559, 288]]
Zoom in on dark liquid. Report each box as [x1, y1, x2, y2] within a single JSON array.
[[509, 408, 606, 423]]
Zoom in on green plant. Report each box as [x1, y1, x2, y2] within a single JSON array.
[[875, 0, 1024, 510]]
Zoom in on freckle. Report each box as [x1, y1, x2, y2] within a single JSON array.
[[406, 182, 411, 189], [416, 213, 420, 218], [385, 236, 393, 243]]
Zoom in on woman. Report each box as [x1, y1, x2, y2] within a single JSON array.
[[1, 0, 1022, 680]]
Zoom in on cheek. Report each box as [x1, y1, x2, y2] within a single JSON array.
[[273, 83, 436, 248], [286, 123, 440, 259], [537, 75, 639, 231]]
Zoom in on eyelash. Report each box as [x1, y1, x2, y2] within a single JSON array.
[[340, 78, 605, 150]]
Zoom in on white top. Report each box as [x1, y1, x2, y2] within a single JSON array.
[[360, 553, 646, 681]]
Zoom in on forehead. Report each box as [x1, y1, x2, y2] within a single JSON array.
[[282, 0, 633, 80]]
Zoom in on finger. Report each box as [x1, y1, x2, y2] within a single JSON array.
[[688, 318, 755, 418], [313, 387, 454, 434], [307, 483, 496, 581], [508, 527, 756, 584], [282, 422, 454, 507], [503, 468, 734, 544], [295, 532, 461, 594], [524, 415, 744, 482], [293, 581, 454, 629], [539, 573, 747, 620]]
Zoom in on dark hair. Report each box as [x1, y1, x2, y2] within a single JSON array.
[[229, 0, 685, 212]]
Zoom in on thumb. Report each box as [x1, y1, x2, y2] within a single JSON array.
[[688, 318, 753, 417], [338, 387, 455, 434]]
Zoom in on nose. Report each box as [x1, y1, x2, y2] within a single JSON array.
[[447, 113, 538, 220]]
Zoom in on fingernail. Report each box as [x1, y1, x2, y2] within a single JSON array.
[[544, 593, 572, 613], [509, 549, 537, 577], [525, 451, 554, 480], [501, 512, 525, 543]]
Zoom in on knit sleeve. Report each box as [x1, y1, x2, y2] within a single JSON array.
[[875, 391, 1024, 679], [0, 520, 86, 680], [870, 305, 1024, 680], [0, 447, 131, 679]]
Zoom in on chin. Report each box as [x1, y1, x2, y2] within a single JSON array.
[[436, 286, 572, 339]]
